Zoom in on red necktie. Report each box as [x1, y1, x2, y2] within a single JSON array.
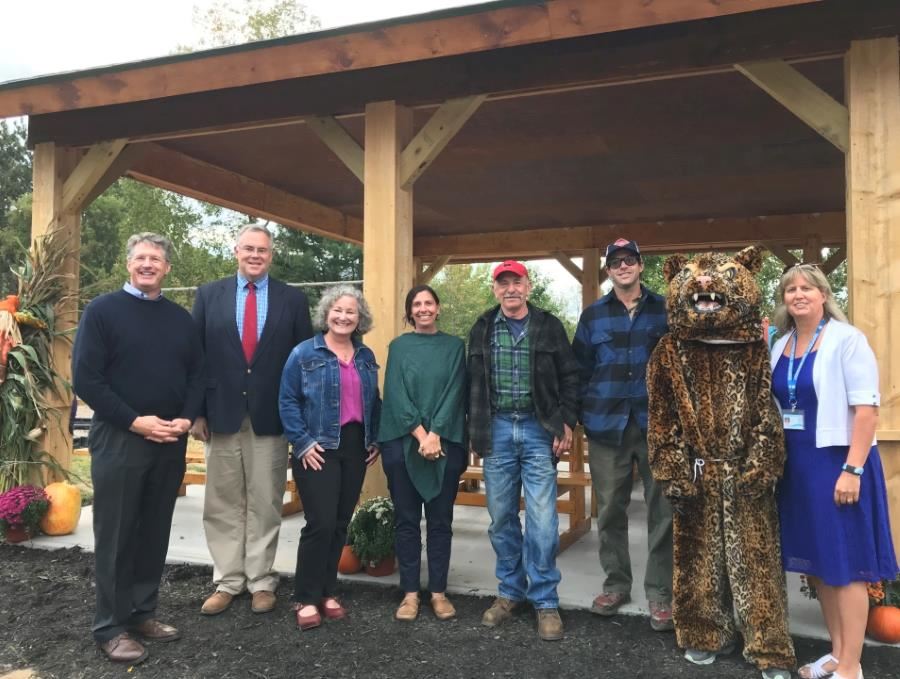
[[242, 282, 257, 363]]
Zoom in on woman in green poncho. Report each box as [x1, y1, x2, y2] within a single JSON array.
[[379, 285, 467, 622]]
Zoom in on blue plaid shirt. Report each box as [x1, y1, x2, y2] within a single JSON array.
[[235, 273, 269, 341], [572, 285, 668, 445]]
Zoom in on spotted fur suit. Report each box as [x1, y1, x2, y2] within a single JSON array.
[[646, 247, 795, 671]]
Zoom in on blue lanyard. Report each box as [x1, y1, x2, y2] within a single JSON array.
[[787, 318, 826, 410]]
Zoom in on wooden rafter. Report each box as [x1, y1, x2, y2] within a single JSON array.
[[400, 95, 486, 190], [734, 60, 849, 152], [762, 241, 800, 267], [819, 245, 846, 276], [61, 139, 128, 214], [307, 116, 364, 182], [553, 251, 583, 282], [417, 256, 451, 285], [415, 214, 845, 259], [127, 143, 363, 243]]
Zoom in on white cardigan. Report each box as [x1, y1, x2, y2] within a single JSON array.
[[770, 319, 880, 448]]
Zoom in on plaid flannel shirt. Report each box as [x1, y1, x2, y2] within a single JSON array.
[[490, 312, 534, 413]]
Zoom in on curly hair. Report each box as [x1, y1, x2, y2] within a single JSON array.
[[312, 284, 374, 335]]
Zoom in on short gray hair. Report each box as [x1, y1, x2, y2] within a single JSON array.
[[772, 264, 848, 334], [126, 233, 172, 262], [312, 284, 373, 335], [235, 223, 273, 244]]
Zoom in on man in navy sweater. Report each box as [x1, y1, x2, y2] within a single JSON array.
[[72, 233, 204, 664], [191, 224, 312, 616]]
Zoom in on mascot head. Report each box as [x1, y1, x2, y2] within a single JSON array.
[[662, 246, 764, 342]]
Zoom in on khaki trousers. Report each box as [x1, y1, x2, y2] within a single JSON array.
[[203, 417, 288, 594]]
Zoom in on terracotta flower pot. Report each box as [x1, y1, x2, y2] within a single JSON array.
[[867, 605, 900, 644], [3, 525, 31, 544], [338, 545, 363, 574], [364, 555, 396, 577]]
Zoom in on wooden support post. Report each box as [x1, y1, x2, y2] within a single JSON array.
[[30, 143, 81, 478], [762, 241, 799, 268], [735, 60, 849, 152], [582, 248, 601, 309], [553, 251, 583, 282], [802, 234, 823, 265], [307, 116, 365, 183], [820, 246, 846, 277], [845, 37, 900, 550], [361, 101, 414, 500], [417, 255, 451, 285], [62, 139, 127, 214]]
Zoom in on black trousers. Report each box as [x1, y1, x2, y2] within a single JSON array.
[[382, 438, 466, 593], [291, 423, 367, 603], [89, 421, 186, 643]]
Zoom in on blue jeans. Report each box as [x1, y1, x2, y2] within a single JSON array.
[[483, 413, 560, 608]]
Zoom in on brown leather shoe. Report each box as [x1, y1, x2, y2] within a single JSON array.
[[537, 608, 564, 641], [98, 633, 148, 664], [431, 593, 456, 621], [481, 596, 519, 627], [251, 590, 276, 614], [201, 591, 234, 616], [130, 619, 180, 642], [395, 594, 419, 621]]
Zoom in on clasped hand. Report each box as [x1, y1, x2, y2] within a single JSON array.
[[131, 415, 191, 443], [418, 431, 443, 461]]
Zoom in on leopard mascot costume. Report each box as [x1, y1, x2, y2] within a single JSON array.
[[646, 246, 795, 675]]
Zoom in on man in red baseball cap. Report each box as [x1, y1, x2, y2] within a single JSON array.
[[467, 259, 580, 641]]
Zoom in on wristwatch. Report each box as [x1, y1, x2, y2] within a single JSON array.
[[841, 463, 864, 476]]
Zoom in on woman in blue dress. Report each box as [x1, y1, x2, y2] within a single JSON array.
[[770, 264, 898, 679]]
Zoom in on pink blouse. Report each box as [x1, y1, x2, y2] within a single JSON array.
[[339, 359, 364, 426]]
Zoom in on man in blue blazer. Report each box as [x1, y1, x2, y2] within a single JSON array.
[[191, 224, 312, 615]]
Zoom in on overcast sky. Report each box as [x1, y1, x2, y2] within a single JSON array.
[[0, 0, 479, 83]]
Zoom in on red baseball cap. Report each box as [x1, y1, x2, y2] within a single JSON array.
[[492, 260, 528, 280]]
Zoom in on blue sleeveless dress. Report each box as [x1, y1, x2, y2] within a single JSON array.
[[773, 350, 898, 586]]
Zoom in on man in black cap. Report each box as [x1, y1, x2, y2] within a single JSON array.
[[572, 238, 674, 630]]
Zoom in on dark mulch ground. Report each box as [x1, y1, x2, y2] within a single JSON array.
[[1, 545, 897, 679]]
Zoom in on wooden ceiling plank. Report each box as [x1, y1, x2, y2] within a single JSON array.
[[415, 213, 845, 258], [61, 139, 128, 214], [553, 251, 584, 281], [307, 116, 364, 183], [735, 59, 849, 152], [127, 143, 362, 243], [400, 95, 487, 189]]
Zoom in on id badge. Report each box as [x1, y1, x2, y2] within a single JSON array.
[[783, 410, 805, 431]]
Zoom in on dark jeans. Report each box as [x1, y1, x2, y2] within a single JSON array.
[[90, 421, 186, 643], [381, 438, 466, 593], [291, 423, 367, 603]]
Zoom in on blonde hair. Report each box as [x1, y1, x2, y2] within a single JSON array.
[[772, 264, 848, 334]]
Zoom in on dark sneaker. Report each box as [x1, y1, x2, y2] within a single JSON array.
[[648, 600, 674, 631], [591, 591, 631, 616], [481, 597, 519, 627], [536, 608, 563, 641]]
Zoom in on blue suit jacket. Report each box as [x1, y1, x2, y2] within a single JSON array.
[[192, 275, 312, 435]]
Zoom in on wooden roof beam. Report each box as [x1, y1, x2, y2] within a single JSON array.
[[553, 251, 584, 282], [400, 95, 487, 190], [126, 143, 363, 243], [417, 255, 452, 285], [414, 213, 845, 259], [62, 139, 128, 214], [307, 116, 364, 182], [735, 60, 849, 152]]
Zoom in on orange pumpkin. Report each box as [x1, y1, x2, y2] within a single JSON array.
[[337, 544, 362, 574], [39, 482, 83, 536], [866, 605, 900, 644], [0, 295, 19, 313]]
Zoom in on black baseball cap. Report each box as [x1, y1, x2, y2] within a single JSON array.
[[605, 238, 641, 259]]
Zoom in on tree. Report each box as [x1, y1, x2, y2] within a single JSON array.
[[177, 0, 321, 51], [0, 121, 32, 293]]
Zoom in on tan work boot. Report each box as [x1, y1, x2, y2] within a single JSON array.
[[537, 608, 563, 641], [201, 591, 234, 616], [395, 594, 420, 621], [481, 597, 519, 627], [251, 590, 276, 614], [431, 593, 456, 621]]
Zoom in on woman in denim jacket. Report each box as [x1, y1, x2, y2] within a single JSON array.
[[279, 284, 381, 631]]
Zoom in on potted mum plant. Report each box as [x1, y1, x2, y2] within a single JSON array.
[[866, 576, 900, 644], [0, 484, 49, 543], [347, 496, 395, 576]]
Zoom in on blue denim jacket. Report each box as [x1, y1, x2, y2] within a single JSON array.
[[279, 333, 381, 458]]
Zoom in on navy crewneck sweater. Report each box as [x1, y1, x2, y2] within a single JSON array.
[[72, 290, 205, 432]]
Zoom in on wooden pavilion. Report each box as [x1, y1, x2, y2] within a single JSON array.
[[0, 0, 898, 547]]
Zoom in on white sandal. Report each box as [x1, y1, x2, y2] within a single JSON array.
[[799, 654, 838, 679]]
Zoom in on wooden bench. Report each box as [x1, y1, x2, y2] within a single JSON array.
[[455, 426, 593, 552]]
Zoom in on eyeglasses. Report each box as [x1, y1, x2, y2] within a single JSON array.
[[238, 245, 271, 255], [606, 255, 639, 269], [782, 262, 821, 275]]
